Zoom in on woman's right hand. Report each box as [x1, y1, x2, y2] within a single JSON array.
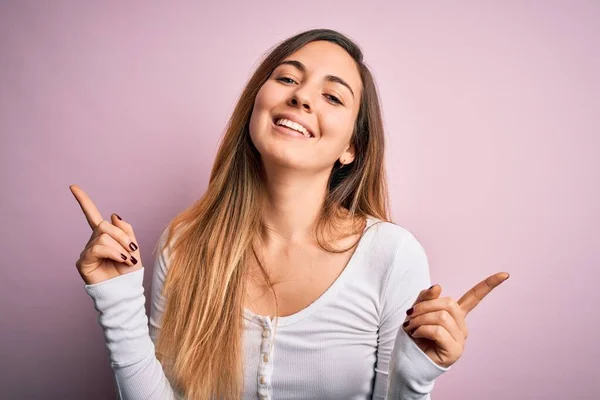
[[70, 184, 142, 285]]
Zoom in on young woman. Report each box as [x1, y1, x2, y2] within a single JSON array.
[[71, 29, 508, 400]]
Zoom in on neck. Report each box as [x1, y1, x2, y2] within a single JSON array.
[[260, 162, 331, 244]]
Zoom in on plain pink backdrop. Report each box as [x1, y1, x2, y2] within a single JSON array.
[[1, 1, 598, 399]]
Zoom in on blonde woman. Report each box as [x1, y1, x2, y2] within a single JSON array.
[[71, 29, 509, 400]]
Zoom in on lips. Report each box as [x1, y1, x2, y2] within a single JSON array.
[[272, 113, 315, 138], [272, 121, 313, 140]]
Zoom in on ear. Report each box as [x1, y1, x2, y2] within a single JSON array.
[[339, 144, 356, 165]]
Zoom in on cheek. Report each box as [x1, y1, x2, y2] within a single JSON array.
[[253, 85, 269, 111], [249, 89, 268, 139], [249, 84, 279, 136], [253, 82, 282, 115], [319, 114, 355, 149]]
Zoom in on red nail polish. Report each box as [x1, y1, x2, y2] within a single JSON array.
[[410, 329, 417, 336], [114, 213, 122, 220], [406, 308, 414, 315], [403, 320, 410, 327], [130, 256, 138, 265]]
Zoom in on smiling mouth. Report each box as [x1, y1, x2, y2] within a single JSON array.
[[272, 122, 311, 139], [272, 117, 314, 138]]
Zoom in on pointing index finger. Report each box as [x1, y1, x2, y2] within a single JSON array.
[[457, 272, 510, 315], [69, 184, 103, 230]]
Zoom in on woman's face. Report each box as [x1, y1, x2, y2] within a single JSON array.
[[249, 40, 362, 173]]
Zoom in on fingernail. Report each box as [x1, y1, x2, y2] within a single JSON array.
[[410, 329, 417, 336], [114, 213, 122, 220], [406, 308, 414, 315], [120, 253, 127, 261], [429, 285, 435, 290], [403, 320, 410, 327], [130, 256, 138, 265], [129, 242, 138, 251]]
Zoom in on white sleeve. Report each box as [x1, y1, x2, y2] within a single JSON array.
[[371, 230, 450, 400], [84, 230, 182, 399]]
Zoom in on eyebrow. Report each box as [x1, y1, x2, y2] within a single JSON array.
[[277, 59, 355, 99]]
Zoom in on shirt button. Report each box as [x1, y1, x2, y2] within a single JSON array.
[[262, 330, 269, 338], [263, 353, 269, 362], [259, 375, 266, 384]]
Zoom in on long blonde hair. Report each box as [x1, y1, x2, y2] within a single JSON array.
[[155, 28, 390, 399]]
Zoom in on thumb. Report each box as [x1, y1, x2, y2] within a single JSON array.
[[412, 284, 442, 307]]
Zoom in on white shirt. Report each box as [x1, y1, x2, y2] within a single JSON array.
[[84, 217, 449, 399]]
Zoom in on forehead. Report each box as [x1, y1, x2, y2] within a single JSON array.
[[280, 41, 362, 95]]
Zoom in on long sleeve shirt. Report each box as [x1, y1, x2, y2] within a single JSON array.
[[84, 217, 449, 399]]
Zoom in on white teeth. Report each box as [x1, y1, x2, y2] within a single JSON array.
[[275, 118, 312, 137]]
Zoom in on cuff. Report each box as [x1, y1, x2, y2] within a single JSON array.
[[84, 268, 154, 366], [84, 267, 145, 296], [390, 328, 450, 392]]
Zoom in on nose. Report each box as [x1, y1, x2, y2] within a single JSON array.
[[288, 92, 312, 112]]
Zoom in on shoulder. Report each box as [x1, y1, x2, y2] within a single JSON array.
[[363, 219, 432, 315], [153, 220, 186, 261], [151, 223, 182, 280], [364, 217, 426, 259], [363, 217, 430, 288]]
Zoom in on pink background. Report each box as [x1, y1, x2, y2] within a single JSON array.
[[1, 1, 598, 399]]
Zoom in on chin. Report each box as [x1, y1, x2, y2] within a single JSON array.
[[261, 150, 307, 169], [249, 123, 317, 170]]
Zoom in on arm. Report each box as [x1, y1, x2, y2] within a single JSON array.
[[371, 230, 450, 399], [84, 230, 182, 400]]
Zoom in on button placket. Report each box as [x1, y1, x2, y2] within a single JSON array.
[[257, 316, 275, 399]]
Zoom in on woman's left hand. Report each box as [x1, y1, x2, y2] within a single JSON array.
[[402, 272, 510, 368]]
